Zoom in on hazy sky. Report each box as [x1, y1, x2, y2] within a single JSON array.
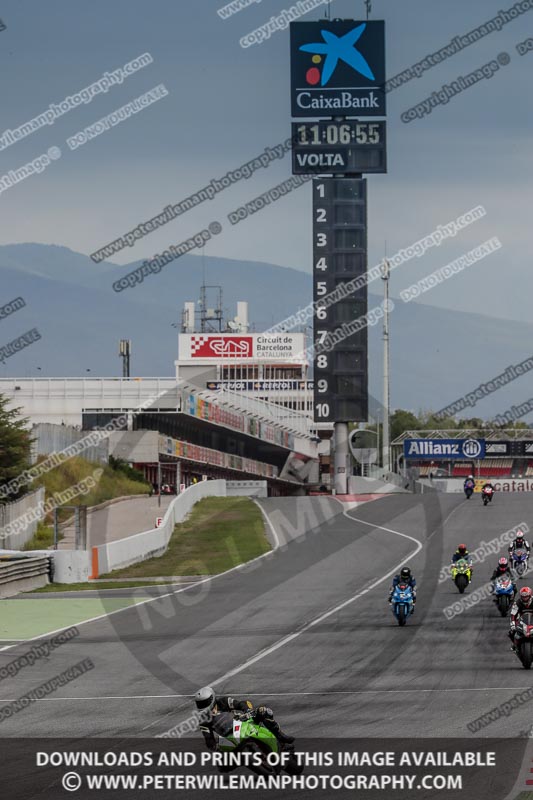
[[1, 0, 531, 322]]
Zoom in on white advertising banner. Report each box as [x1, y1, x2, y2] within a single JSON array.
[[178, 333, 305, 361]]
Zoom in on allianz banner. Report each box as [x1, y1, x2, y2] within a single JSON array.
[[404, 438, 486, 460]]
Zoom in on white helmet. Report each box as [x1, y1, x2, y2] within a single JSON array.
[[468, 475, 473, 479], [194, 686, 215, 711]]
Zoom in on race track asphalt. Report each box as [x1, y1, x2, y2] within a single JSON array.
[[1, 492, 532, 741]]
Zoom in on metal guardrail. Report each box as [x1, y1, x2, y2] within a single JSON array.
[[0, 555, 51, 588]]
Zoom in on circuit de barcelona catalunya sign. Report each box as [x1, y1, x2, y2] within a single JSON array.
[[404, 438, 486, 460], [290, 20, 386, 117]]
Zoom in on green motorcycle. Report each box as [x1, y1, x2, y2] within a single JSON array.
[[212, 712, 303, 777]]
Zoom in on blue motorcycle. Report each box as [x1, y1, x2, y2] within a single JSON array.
[[390, 582, 414, 626], [510, 548, 529, 578], [493, 576, 514, 617]]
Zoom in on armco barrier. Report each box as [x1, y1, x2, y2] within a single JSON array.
[[91, 479, 227, 577], [0, 555, 50, 597]]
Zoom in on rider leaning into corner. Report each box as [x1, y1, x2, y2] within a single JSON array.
[[509, 586, 533, 651], [194, 687, 295, 750], [388, 567, 417, 612]]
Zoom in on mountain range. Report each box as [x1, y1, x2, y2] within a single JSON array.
[[1, 243, 531, 421]]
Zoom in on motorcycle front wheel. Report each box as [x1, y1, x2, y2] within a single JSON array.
[[397, 605, 407, 626], [520, 641, 533, 670], [497, 595, 510, 617]]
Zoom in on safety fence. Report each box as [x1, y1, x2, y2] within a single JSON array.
[[0, 488, 46, 549]]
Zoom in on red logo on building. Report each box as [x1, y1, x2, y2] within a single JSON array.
[[190, 335, 253, 358]]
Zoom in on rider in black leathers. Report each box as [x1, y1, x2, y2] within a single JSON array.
[[490, 557, 517, 599], [388, 567, 417, 612], [194, 689, 294, 750]]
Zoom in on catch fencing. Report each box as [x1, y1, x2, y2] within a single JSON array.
[[31, 423, 109, 464], [0, 487, 46, 549]]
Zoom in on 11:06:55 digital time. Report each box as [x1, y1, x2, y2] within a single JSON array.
[[296, 123, 381, 146]]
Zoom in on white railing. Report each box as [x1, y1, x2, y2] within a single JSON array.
[[199, 386, 312, 436]]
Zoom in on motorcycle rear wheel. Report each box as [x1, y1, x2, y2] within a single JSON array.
[[284, 755, 304, 776]]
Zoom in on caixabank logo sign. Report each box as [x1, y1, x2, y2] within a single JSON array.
[[290, 20, 386, 118]]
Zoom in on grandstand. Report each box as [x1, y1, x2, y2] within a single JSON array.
[[392, 429, 533, 479], [0, 377, 319, 495]]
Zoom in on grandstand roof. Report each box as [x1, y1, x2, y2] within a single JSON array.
[[391, 428, 533, 444]]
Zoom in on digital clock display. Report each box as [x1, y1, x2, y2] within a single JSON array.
[[291, 121, 387, 175], [296, 121, 384, 146]]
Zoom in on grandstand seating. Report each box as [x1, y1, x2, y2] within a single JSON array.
[[452, 462, 473, 477], [451, 460, 513, 478]]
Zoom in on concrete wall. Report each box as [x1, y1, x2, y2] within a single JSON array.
[[108, 430, 159, 463], [226, 480, 268, 497], [0, 378, 178, 426], [0, 487, 46, 550], [51, 550, 90, 583], [93, 479, 227, 576], [32, 423, 109, 464], [347, 476, 408, 494]]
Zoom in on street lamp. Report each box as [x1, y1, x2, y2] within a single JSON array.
[[381, 260, 390, 475]]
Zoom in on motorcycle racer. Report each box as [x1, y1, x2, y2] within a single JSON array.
[[481, 482, 494, 502], [509, 586, 533, 651], [194, 687, 295, 750], [490, 557, 517, 598], [463, 475, 475, 498], [388, 567, 417, 610], [508, 530, 531, 559], [452, 544, 473, 564]]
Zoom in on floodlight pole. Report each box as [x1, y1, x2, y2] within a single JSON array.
[[382, 260, 390, 474]]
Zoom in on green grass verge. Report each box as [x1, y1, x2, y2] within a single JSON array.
[[22, 455, 151, 550], [31, 581, 173, 592], [30, 454, 150, 509], [100, 496, 270, 579], [23, 521, 55, 551]]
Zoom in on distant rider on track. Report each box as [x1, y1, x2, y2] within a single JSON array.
[[463, 475, 475, 498], [508, 530, 531, 560], [481, 481, 495, 502]]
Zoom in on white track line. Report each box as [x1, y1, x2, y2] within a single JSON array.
[[0, 686, 527, 703], [209, 495, 466, 691], [210, 510, 422, 689], [0, 502, 281, 655]]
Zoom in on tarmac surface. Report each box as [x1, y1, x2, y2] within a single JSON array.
[[1, 491, 532, 746]]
